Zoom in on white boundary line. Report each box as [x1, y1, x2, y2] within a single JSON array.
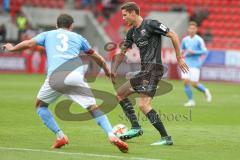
[[0, 147, 162, 160]]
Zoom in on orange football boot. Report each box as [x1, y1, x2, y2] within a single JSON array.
[[52, 135, 68, 149], [109, 136, 128, 153]]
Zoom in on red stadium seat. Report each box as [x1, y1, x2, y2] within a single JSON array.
[[48, 1, 56, 8], [41, 0, 49, 8], [75, 0, 81, 9], [32, 0, 41, 7], [57, 0, 65, 8], [231, 0, 240, 6]]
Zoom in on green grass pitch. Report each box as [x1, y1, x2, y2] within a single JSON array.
[[0, 74, 239, 160]]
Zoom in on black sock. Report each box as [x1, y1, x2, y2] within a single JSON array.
[[119, 98, 141, 128], [146, 109, 168, 137]]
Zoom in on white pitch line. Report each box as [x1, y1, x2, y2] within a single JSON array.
[[0, 147, 162, 160]]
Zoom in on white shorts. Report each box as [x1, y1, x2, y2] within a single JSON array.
[[37, 70, 96, 109], [181, 67, 200, 82]]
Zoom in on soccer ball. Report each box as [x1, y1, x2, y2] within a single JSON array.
[[112, 124, 128, 136]]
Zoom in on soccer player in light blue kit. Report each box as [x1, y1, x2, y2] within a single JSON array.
[[181, 21, 212, 107], [2, 14, 128, 152]]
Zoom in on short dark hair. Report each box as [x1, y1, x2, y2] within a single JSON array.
[[57, 14, 74, 28], [120, 2, 140, 15], [189, 21, 198, 27]]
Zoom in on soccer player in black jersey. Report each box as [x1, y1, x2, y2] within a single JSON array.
[[111, 2, 189, 145]]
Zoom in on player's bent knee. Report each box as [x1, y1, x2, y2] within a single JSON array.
[[183, 79, 190, 85], [139, 103, 151, 113], [116, 93, 124, 101], [139, 103, 147, 109], [139, 105, 152, 114], [35, 99, 48, 108], [191, 82, 198, 88], [87, 104, 98, 112]]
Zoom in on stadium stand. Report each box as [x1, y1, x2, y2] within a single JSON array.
[[3, 0, 240, 50], [10, 0, 65, 17], [104, 0, 240, 50]]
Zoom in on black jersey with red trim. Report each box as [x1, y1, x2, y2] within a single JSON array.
[[123, 19, 169, 71]]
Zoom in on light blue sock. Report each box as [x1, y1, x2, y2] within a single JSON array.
[[91, 109, 113, 135], [184, 84, 193, 100], [37, 107, 61, 135], [195, 83, 206, 93]]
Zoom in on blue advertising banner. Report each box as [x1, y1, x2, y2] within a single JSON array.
[[225, 50, 240, 67], [204, 50, 225, 66]]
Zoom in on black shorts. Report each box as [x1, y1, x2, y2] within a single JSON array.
[[130, 64, 164, 97]]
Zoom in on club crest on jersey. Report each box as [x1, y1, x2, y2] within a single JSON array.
[[140, 29, 146, 36]]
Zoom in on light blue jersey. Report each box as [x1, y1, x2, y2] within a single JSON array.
[[181, 34, 207, 68], [33, 28, 92, 76]]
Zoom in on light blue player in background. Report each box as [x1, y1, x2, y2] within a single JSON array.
[[181, 21, 212, 107], [2, 13, 128, 152]]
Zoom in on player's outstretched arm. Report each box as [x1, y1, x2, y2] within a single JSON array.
[[166, 30, 189, 73], [88, 51, 112, 78], [2, 39, 37, 52], [111, 47, 127, 76]]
